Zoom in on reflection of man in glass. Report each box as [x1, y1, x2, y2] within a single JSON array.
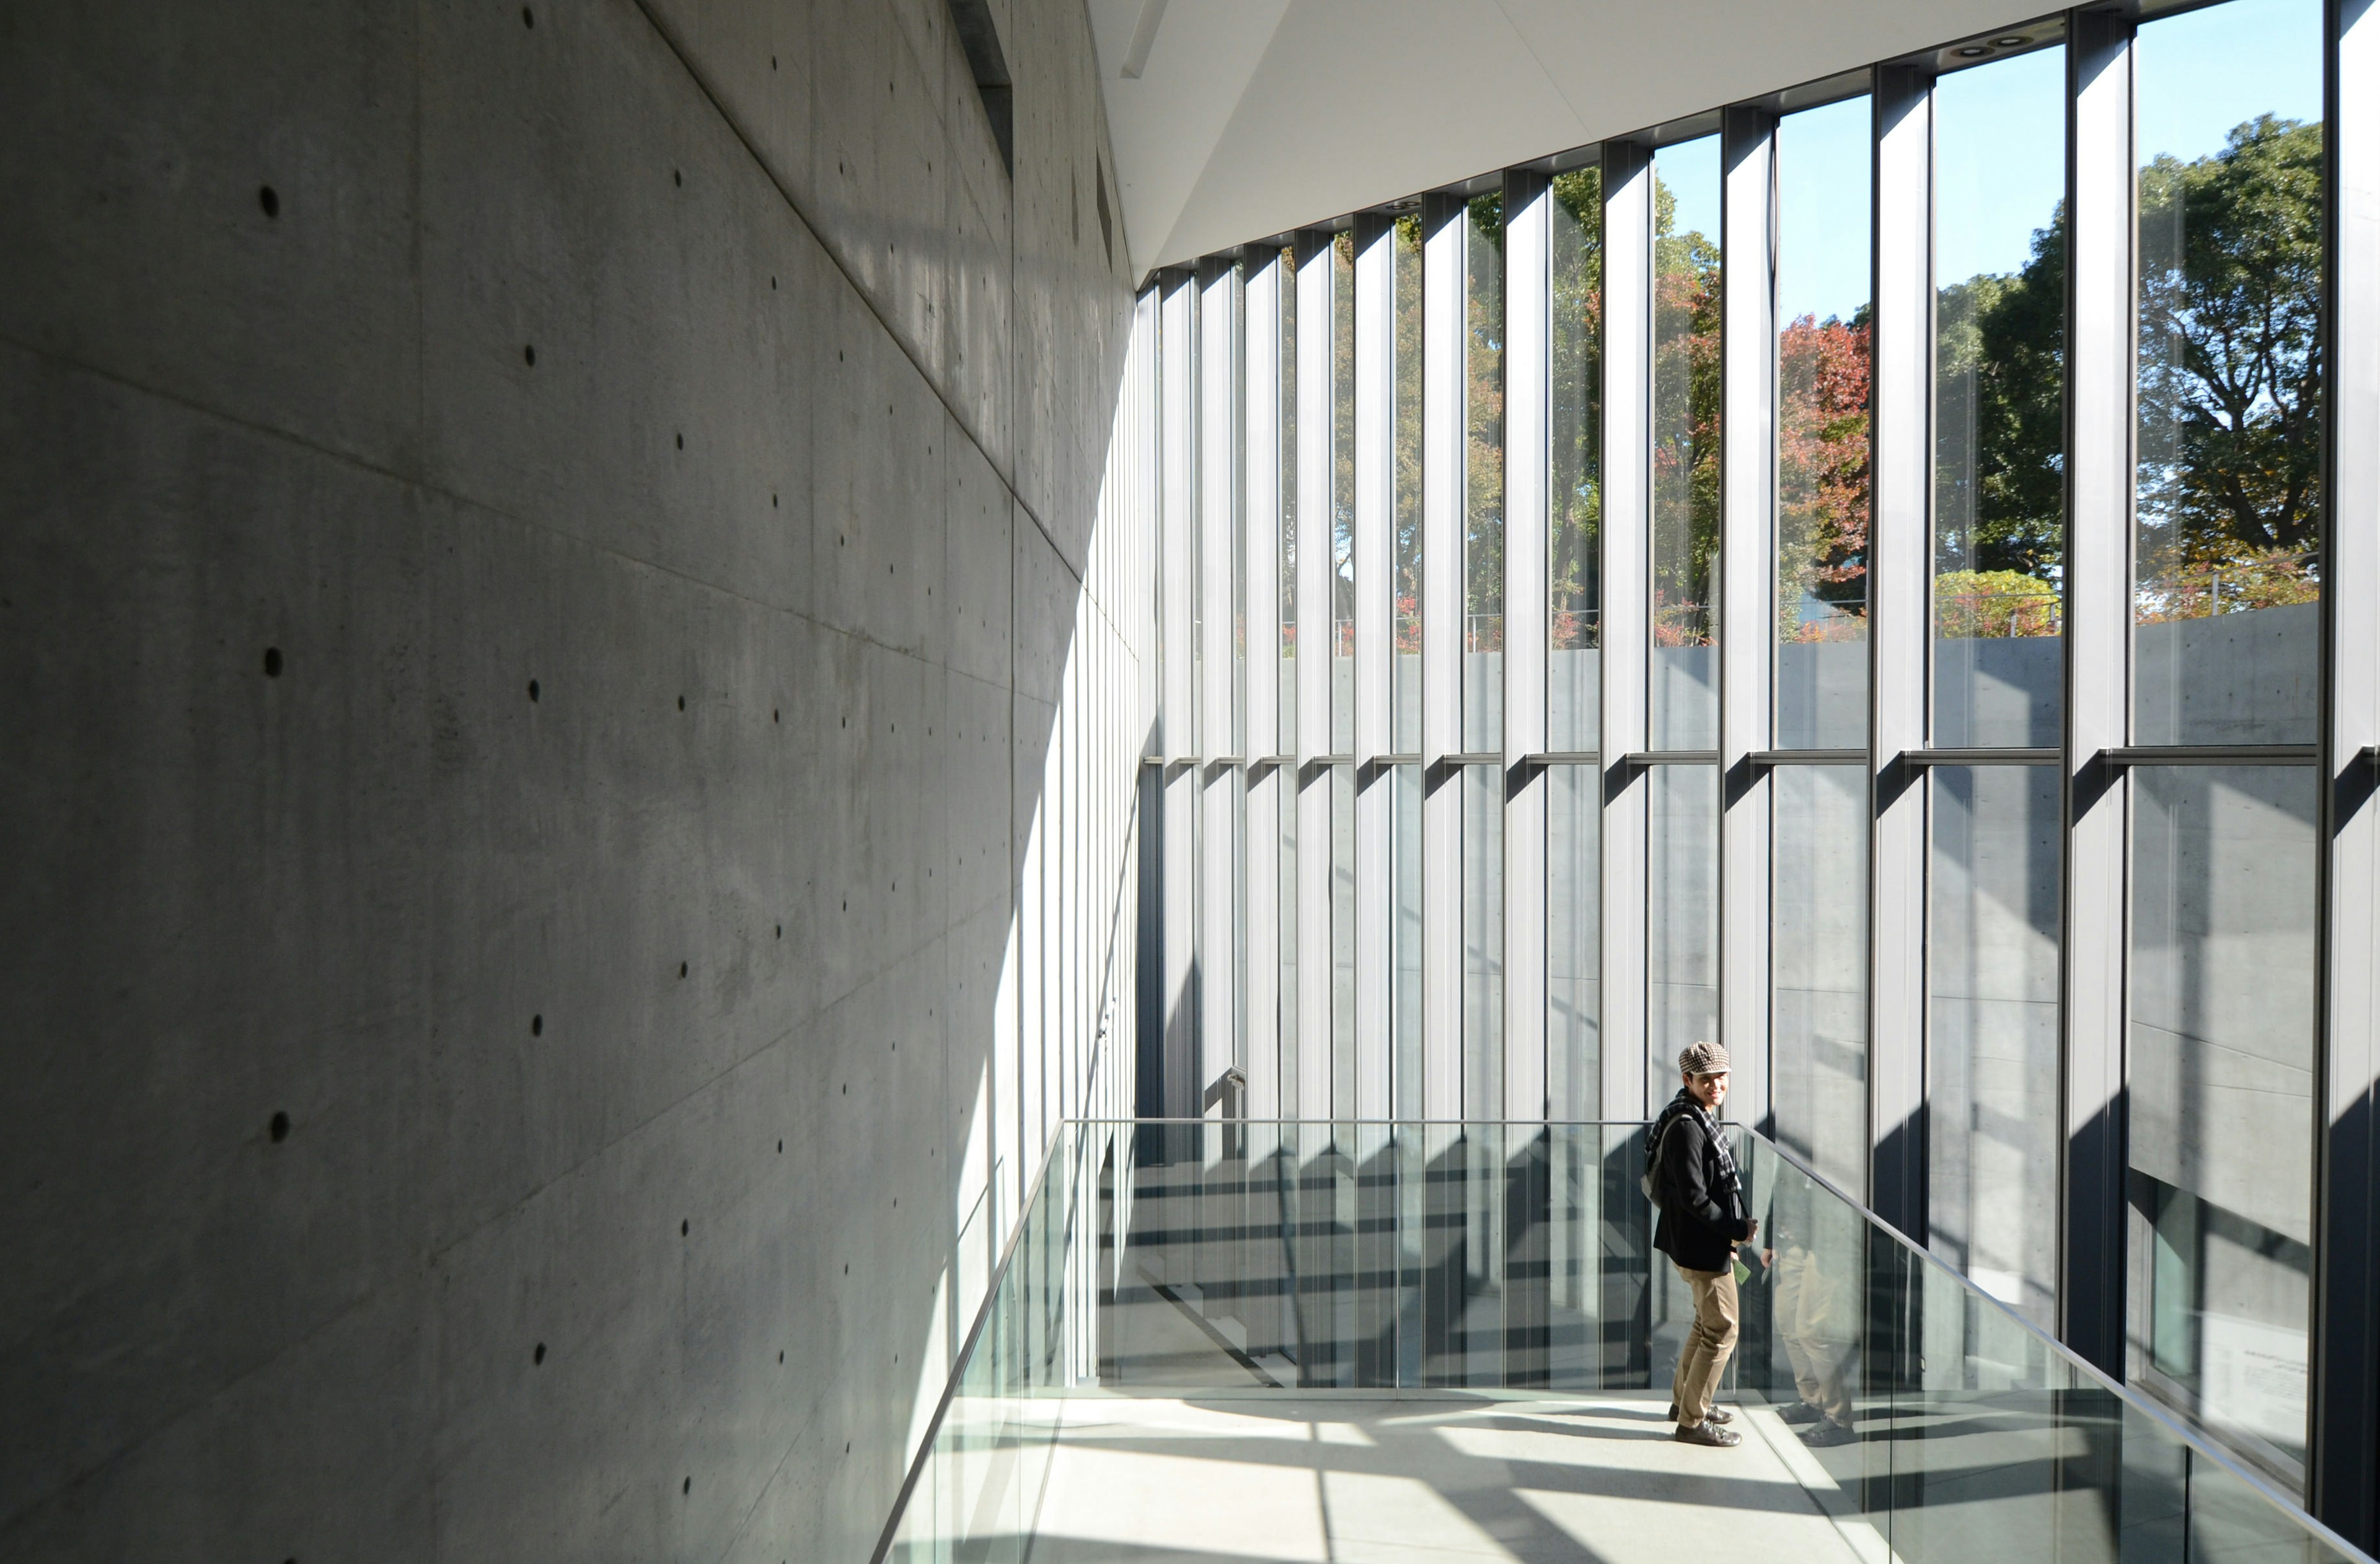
[[1770, 1203, 1857, 1446], [1652, 1042, 1758, 1447]]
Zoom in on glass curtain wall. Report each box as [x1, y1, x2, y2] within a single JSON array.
[[1926, 43, 2067, 1330], [2125, 0, 2324, 1482], [1770, 96, 1874, 1192], [1648, 137, 1722, 1083], [1131, 0, 2366, 1504], [1548, 166, 1603, 1121]]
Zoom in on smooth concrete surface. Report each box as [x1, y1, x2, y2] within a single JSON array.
[[0, 1, 1143, 1559], [1023, 1394, 1878, 1563]]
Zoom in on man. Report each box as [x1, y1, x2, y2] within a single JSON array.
[[1650, 1042, 1756, 1448]]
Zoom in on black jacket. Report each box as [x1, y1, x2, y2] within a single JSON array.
[[1652, 1105, 1751, 1273]]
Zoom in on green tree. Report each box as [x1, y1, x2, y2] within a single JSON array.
[[1939, 114, 2324, 621], [1651, 180, 1721, 645], [1465, 193, 1505, 645], [1936, 221, 2066, 586], [1549, 169, 1602, 648], [2137, 115, 2324, 590]]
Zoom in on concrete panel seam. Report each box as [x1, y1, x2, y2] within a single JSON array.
[[0, 333, 1060, 677], [625, 0, 1090, 587]]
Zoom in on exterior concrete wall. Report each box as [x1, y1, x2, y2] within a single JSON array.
[[0, 1, 1145, 1560]]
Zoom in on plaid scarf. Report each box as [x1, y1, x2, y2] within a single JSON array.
[[1650, 1087, 1742, 1199]]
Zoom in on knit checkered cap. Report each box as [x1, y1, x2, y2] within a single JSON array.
[[1679, 1041, 1730, 1078]]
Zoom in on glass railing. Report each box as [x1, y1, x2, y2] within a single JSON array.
[[873, 1120, 2371, 1564]]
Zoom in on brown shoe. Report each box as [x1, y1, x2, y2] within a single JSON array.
[[1667, 1403, 1732, 1425], [1674, 1421, 1743, 1448]]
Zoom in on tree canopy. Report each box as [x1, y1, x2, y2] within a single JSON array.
[[2136, 114, 2324, 609]]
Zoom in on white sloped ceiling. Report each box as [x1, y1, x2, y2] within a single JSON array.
[[1090, 0, 2061, 276]]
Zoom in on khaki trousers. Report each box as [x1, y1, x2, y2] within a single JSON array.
[[1670, 1262, 1740, 1428], [1774, 1262, 1855, 1426], [1781, 1330, 1855, 1426]]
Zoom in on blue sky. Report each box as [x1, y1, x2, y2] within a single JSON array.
[[1779, 97, 1871, 325], [2136, 0, 2321, 167], [1655, 134, 1722, 256], [1664, 0, 2323, 327]]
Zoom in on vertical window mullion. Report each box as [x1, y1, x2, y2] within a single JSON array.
[[1870, 65, 1933, 1236], [2314, 0, 2380, 1537], [1245, 247, 1285, 1120], [1505, 167, 1553, 1122], [1159, 273, 1200, 1120], [1601, 140, 1657, 1121], [2061, 8, 2138, 1377], [1719, 105, 1779, 1136], [1295, 233, 1338, 1121], [1422, 191, 1466, 1118], [1200, 259, 1240, 1119]]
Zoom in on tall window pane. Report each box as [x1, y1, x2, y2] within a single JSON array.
[[1332, 763, 1356, 1111], [1647, 764, 1717, 1083], [2133, 0, 2323, 747], [1548, 763, 1600, 1119], [1549, 167, 1602, 756], [1547, 169, 1602, 1114], [1395, 216, 1424, 755], [1281, 245, 1299, 753], [1774, 97, 1873, 750], [1279, 246, 1300, 1106], [1651, 136, 1722, 750], [1189, 286, 1205, 757], [1928, 764, 2061, 1327], [1933, 47, 2066, 749], [1394, 763, 1421, 1117], [1770, 765, 1867, 1192], [1466, 193, 1505, 754], [1280, 781, 1299, 1115], [1231, 261, 1248, 762], [2128, 766, 2317, 1482], [1465, 765, 1504, 1112], [1333, 232, 1357, 753]]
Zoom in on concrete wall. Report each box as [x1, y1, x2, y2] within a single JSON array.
[[0, 1, 1146, 1558]]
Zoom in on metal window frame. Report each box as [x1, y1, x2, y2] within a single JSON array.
[[1422, 190, 1468, 1117], [1720, 103, 1781, 1135], [2313, 0, 2380, 1539], [1295, 230, 1338, 1119], [1869, 61, 1932, 1238], [1354, 209, 1398, 1120], [1158, 270, 1201, 1120], [2059, 5, 2135, 1379], [1198, 257, 1241, 1120], [1506, 166, 1554, 1120], [1244, 244, 1285, 1120], [1601, 138, 1657, 1122]]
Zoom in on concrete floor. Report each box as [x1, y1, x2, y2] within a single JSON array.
[[1021, 1394, 1888, 1564]]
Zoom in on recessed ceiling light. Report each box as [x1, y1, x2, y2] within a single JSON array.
[[1993, 35, 2029, 46], [1957, 45, 1991, 56]]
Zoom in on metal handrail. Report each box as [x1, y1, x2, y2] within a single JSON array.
[[1742, 1127, 2371, 1564], [871, 1117, 2375, 1564]]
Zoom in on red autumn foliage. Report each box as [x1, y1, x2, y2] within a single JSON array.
[[1777, 314, 1872, 638]]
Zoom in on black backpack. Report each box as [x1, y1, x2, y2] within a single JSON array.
[[1641, 1104, 1690, 1204]]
